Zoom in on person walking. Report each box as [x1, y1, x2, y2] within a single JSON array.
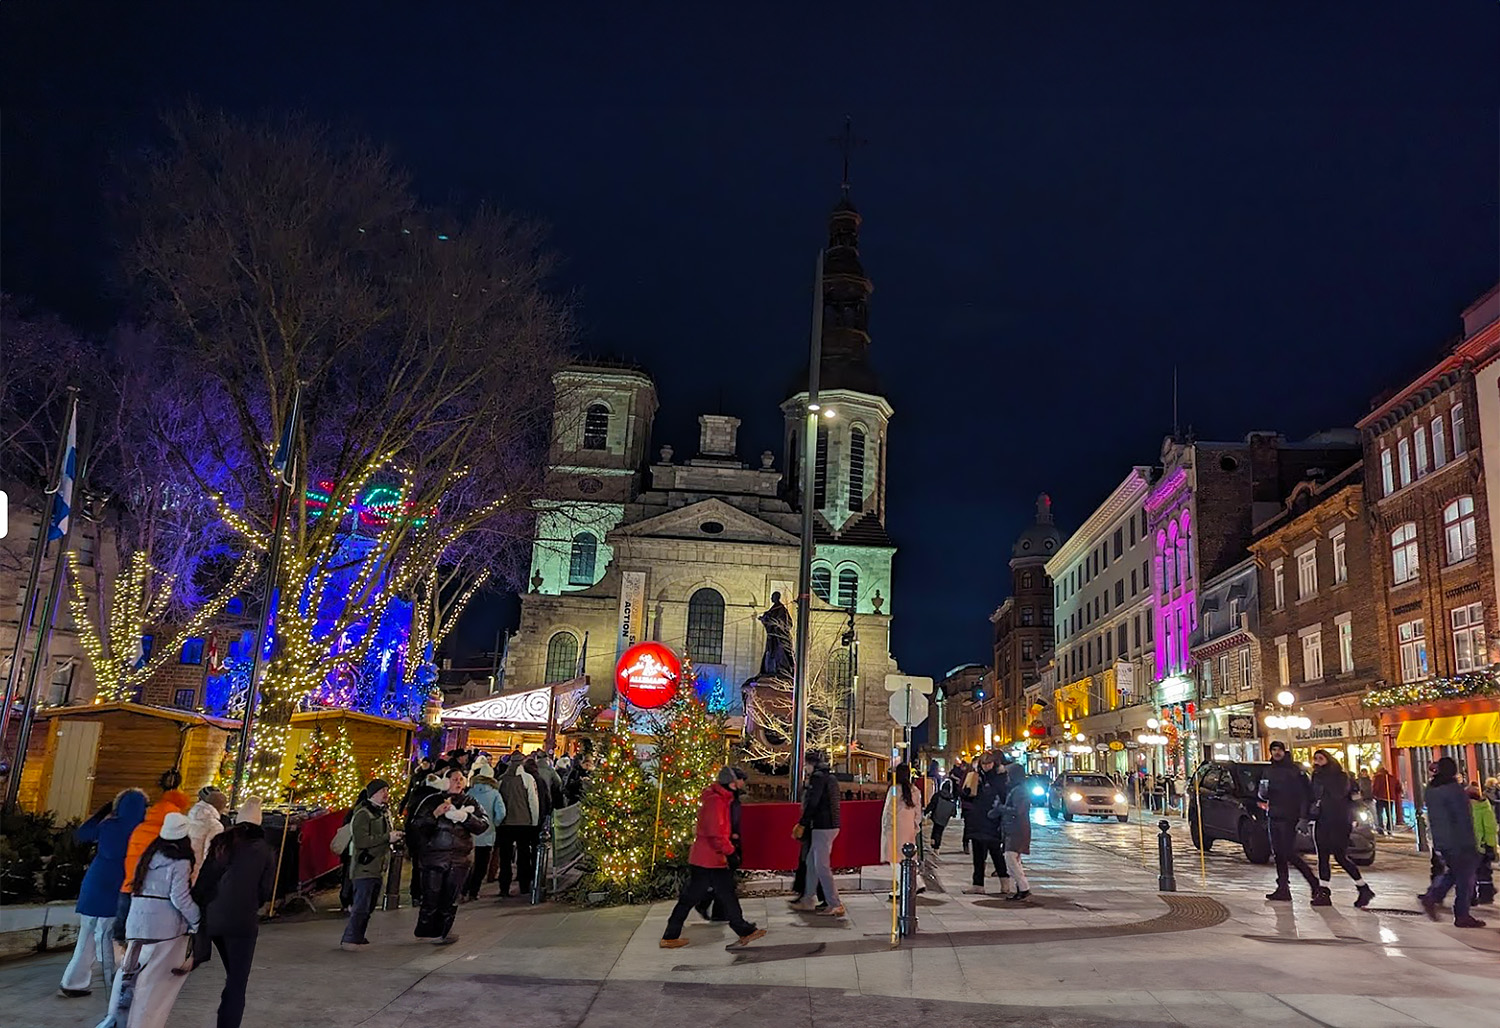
[[961, 752, 1011, 895], [924, 774, 958, 852], [695, 767, 747, 922], [789, 749, 844, 917], [401, 766, 443, 904], [495, 754, 540, 899], [660, 768, 765, 949], [110, 785, 192, 960], [195, 797, 275, 1028], [341, 779, 401, 949], [104, 811, 199, 1028], [1371, 765, 1402, 834], [59, 789, 148, 1000], [997, 762, 1033, 900], [881, 763, 923, 903], [1419, 756, 1485, 927], [1355, 766, 1374, 804], [1309, 749, 1374, 908], [408, 766, 490, 944], [463, 764, 505, 902], [1259, 740, 1322, 903], [185, 788, 227, 884], [1470, 781, 1497, 906]]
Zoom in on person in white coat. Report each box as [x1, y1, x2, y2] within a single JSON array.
[[103, 811, 200, 1028], [185, 788, 227, 883]]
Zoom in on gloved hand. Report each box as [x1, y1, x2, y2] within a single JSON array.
[[442, 805, 469, 822]]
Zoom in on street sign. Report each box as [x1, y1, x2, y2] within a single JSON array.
[[888, 688, 928, 728], [883, 674, 934, 695]]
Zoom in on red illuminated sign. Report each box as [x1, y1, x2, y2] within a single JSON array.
[[614, 642, 682, 710]]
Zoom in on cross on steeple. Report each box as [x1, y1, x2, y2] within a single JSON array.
[[829, 116, 867, 195]]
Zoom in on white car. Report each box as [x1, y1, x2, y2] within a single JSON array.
[[1048, 772, 1130, 822]]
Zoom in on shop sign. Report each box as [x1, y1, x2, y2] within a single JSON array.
[[1227, 714, 1256, 740], [1292, 720, 1351, 744], [1115, 661, 1136, 696], [615, 641, 681, 709]]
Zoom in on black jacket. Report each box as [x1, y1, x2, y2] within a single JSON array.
[[963, 767, 1009, 842], [409, 790, 491, 869], [196, 823, 276, 937], [1259, 756, 1312, 822], [799, 766, 841, 830], [1310, 766, 1356, 848]]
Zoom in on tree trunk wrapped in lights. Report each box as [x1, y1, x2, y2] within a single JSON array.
[[742, 634, 853, 766]]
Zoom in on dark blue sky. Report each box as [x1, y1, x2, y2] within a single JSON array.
[[4, 4, 1497, 678]]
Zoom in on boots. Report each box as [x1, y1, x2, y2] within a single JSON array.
[[1354, 884, 1375, 909], [1265, 885, 1293, 901], [1310, 887, 1332, 907]]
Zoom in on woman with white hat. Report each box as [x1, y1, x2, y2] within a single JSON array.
[[103, 810, 200, 1028]]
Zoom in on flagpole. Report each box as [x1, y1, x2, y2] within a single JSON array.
[[0, 389, 79, 768], [230, 384, 302, 809], [5, 397, 89, 809]]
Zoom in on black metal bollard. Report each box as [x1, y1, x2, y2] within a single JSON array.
[[1414, 810, 1430, 854], [898, 842, 919, 937], [1156, 819, 1177, 892], [383, 848, 405, 911]]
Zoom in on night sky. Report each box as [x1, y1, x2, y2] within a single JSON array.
[[4, 5, 1498, 679]]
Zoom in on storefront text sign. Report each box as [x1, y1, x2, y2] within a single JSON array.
[[1227, 714, 1257, 740], [615, 641, 681, 710]]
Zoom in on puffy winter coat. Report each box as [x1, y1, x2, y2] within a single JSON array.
[[1472, 796, 1498, 853], [963, 767, 1009, 842], [127, 852, 199, 941], [198, 823, 276, 937], [1371, 769, 1402, 802], [408, 790, 490, 869], [75, 790, 148, 917], [121, 791, 192, 893], [799, 765, 841, 831], [185, 800, 226, 882], [1258, 756, 1311, 822], [466, 779, 506, 848], [1426, 780, 1477, 856], [925, 779, 958, 826], [997, 765, 1032, 855], [350, 800, 393, 882], [687, 784, 736, 868], [1310, 766, 1356, 850], [498, 762, 540, 826]]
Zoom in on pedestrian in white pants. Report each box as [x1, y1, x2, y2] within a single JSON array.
[[60, 915, 116, 994], [61, 788, 148, 1001], [995, 762, 1034, 901], [103, 811, 200, 1028]]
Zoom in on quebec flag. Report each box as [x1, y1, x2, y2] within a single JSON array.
[[47, 408, 77, 542]]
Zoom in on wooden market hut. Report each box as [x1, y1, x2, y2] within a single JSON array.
[[282, 709, 417, 790], [18, 701, 239, 822], [438, 679, 590, 755]]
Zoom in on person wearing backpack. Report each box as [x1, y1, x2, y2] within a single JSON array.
[[924, 776, 958, 852], [341, 779, 402, 949]]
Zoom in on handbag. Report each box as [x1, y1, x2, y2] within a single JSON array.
[[330, 822, 354, 856]]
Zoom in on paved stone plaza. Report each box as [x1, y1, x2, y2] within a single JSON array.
[[3, 813, 1496, 1027]]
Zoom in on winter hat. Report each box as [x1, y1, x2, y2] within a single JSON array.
[[199, 786, 228, 812], [471, 764, 496, 782], [366, 778, 390, 797], [159, 811, 190, 841], [716, 767, 738, 787], [238, 796, 264, 826]]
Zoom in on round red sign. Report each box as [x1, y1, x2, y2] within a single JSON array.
[[614, 641, 682, 710]]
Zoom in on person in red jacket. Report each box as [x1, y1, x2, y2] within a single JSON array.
[[1371, 766, 1403, 835], [659, 768, 766, 949]]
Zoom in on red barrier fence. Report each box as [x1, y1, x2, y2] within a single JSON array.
[[737, 799, 884, 871]]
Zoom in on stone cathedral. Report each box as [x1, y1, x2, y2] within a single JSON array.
[[504, 187, 905, 758]]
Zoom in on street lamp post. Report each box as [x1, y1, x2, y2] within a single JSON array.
[[790, 249, 825, 799]]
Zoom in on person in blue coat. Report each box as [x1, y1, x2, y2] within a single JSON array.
[[58, 788, 148, 999]]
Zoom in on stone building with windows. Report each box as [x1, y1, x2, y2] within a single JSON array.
[[1247, 462, 1382, 771], [1361, 284, 1500, 794], [504, 188, 906, 755], [992, 496, 1061, 747], [1044, 472, 1156, 775], [1188, 558, 1262, 762]]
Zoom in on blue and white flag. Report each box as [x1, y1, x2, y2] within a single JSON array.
[[47, 407, 78, 542], [269, 383, 302, 486]]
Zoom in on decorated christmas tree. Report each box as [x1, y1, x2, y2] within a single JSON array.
[[579, 725, 655, 896], [373, 745, 413, 810], [284, 723, 362, 809], [651, 693, 728, 868]]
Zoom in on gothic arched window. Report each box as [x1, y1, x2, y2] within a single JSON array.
[[812, 564, 832, 603], [686, 588, 725, 664], [583, 404, 610, 451], [568, 532, 597, 586], [544, 632, 579, 683], [837, 567, 859, 610], [848, 428, 866, 512], [814, 425, 829, 509], [828, 648, 854, 697]]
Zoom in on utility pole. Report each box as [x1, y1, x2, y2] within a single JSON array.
[[790, 249, 825, 798]]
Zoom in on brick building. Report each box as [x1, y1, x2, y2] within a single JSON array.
[[994, 495, 1060, 747], [1248, 464, 1383, 772], [1188, 557, 1262, 762], [1360, 285, 1500, 794], [931, 662, 986, 764]]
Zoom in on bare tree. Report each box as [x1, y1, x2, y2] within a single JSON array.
[[123, 109, 572, 790]]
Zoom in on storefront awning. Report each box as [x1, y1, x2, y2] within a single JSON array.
[[1394, 719, 1429, 747], [1422, 716, 1464, 746], [1453, 711, 1500, 745]]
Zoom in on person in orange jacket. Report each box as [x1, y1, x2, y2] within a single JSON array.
[[111, 782, 192, 954]]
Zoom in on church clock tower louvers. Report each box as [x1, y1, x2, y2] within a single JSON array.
[[781, 183, 896, 622]]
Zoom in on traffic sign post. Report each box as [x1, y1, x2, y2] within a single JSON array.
[[886, 677, 930, 767]]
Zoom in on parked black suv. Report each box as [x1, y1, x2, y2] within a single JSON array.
[[1186, 760, 1375, 867]]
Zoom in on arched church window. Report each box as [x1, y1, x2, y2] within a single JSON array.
[[812, 564, 832, 603], [686, 588, 725, 665], [837, 567, 859, 610], [568, 532, 597, 585], [544, 632, 579, 683], [583, 404, 610, 450], [848, 428, 866, 512], [814, 425, 829, 509], [1019, 570, 1034, 589], [827, 648, 854, 697]]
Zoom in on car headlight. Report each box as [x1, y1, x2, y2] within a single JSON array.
[[1068, 792, 1083, 802], [1114, 793, 1126, 803], [1032, 786, 1045, 797]]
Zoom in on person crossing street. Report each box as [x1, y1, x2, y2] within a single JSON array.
[[1259, 741, 1322, 903], [660, 768, 765, 949]]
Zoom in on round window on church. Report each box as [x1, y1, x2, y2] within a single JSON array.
[[1044, 539, 1054, 550], [699, 521, 725, 535], [1021, 540, 1031, 550]]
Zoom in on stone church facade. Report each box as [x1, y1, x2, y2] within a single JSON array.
[[504, 188, 905, 755]]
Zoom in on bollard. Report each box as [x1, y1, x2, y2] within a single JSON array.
[[1156, 820, 1177, 892], [898, 842, 919, 937], [1414, 810, 1430, 854], [383, 847, 405, 911]]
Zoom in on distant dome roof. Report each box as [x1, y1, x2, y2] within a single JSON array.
[[1012, 493, 1062, 560]]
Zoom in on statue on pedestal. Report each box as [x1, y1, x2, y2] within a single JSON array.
[[758, 591, 796, 682]]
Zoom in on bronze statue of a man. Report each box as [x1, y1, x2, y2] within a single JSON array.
[[758, 591, 796, 681]]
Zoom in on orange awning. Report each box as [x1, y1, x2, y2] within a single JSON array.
[[1454, 711, 1500, 745], [1394, 719, 1429, 747], [1422, 716, 1464, 747]]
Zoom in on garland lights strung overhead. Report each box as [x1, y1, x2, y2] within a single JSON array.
[[1364, 664, 1500, 709]]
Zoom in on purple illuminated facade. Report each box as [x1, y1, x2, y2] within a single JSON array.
[[1146, 465, 1196, 681]]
